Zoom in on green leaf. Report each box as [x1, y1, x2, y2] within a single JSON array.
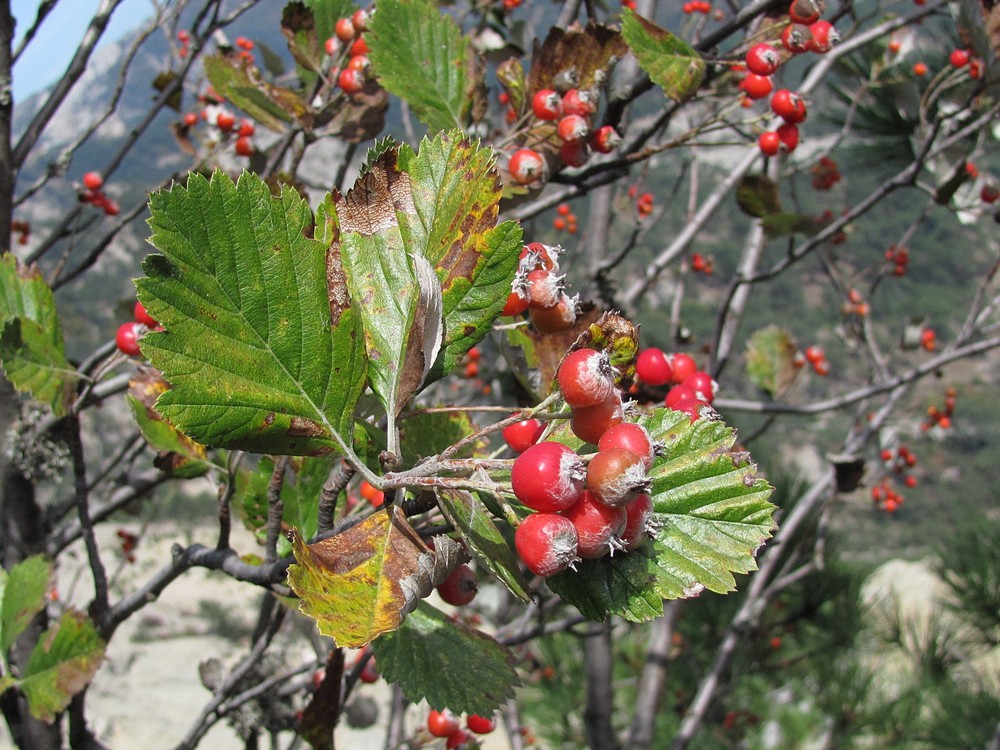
[[0, 255, 77, 416], [372, 602, 519, 714], [126, 371, 211, 478], [437, 489, 531, 602], [0, 555, 52, 657], [395, 132, 522, 378], [745, 325, 799, 398], [548, 409, 775, 621], [137, 170, 367, 458], [399, 409, 479, 468], [736, 174, 781, 218], [621, 10, 704, 102], [368, 0, 471, 132], [288, 506, 438, 647], [203, 54, 304, 132], [19, 610, 105, 723]]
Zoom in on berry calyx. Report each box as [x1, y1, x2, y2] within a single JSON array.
[[502, 417, 546, 454], [557, 348, 617, 408], [509, 148, 544, 185], [511, 441, 586, 512], [515, 512, 580, 576]]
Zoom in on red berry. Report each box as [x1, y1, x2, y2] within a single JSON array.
[[466, 714, 496, 734], [350, 36, 369, 57], [564, 490, 627, 558], [511, 441, 585, 512], [949, 49, 970, 68], [530, 294, 577, 333], [335, 17, 356, 41], [347, 54, 369, 71], [338, 67, 365, 94], [359, 480, 385, 507], [557, 349, 617, 408], [561, 88, 596, 116], [781, 24, 813, 54], [808, 20, 838, 53], [509, 148, 544, 185], [237, 120, 255, 137], [559, 140, 589, 168], [352, 8, 371, 31], [981, 185, 1000, 204], [532, 89, 562, 120], [428, 709, 462, 738], [598, 423, 657, 470], [758, 131, 780, 156], [770, 89, 807, 123], [803, 345, 824, 364], [437, 563, 478, 606], [515, 512, 580, 576], [502, 417, 546, 454], [235, 136, 254, 157], [116, 322, 143, 356], [636, 347, 673, 385], [681, 370, 717, 404], [788, 0, 823, 25], [502, 288, 530, 317], [133, 301, 157, 328], [776, 123, 799, 152], [325, 36, 338, 56], [82, 171, 103, 191], [556, 113, 590, 143], [216, 111, 235, 131], [586, 447, 649, 507], [183, 112, 198, 127], [520, 241, 559, 271], [912, 62, 928, 77], [740, 73, 773, 100], [621, 493, 655, 552], [670, 353, 698, 383], [745, 43, 780, 76], [570, 392, 625, 444], [591, 125, 622, 153]]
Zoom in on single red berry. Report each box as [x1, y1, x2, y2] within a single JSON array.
[[532, 89, 562, 120], [912, 62, 928, 77], [133, 301, 157, 328], [359, 655, 379, 683], [325, 36, 338, 56], [571, 391, 625, 444], [350, 35, 369, 57], [557, 113, 590, 143], [359, 480, 385, 507], [758, 131, 781, 156], [621, 493, 655, 552], [502, 417, 546, 454], [177, 29, 191, 43], [598, 423, 657, 470], [502, 288, 530, 316], [235, 136, 254, 157], [183, 112, 198, 127], [526, 269, 565, 309], [586, 447, 650, 507], [82, 171, 103, 191], [681, 370, 717, 404], [116, 322, 143, 356], [215, 110, 236, 131], [446, 729, 470, 749], [102, 198, 120, 216], [559, 140, 590, 168], [509, 148, 544, 185], [237, 120, 255, 138], [781, 24, 813, 55], [788, 0, 823, 25], [981, 185, 1000, 204], [530, 294, 577, 333], [636, 347, 673, 385], [520, 241, 559, 271], [740, 73, 774, 100], [804, 345, 824, 364], [670, 353, 698, 383], [511, 441, 586, 512], [352, 7, 370, 31], [561, 88, 596, 116], [437, 563, 478, 606], [466, 714, 496, 734], [949, 48, 970, 68], [888, 38, 901, 54], [745, 43, 780, 76], [665, 384, 700, 410], [776, 123, 799, 152], [427, 709, 462, 738], [338, 67, 365, 94], [770, 89, 807, 123], [564, 490, 627, 558], [515, 512, 580, 576], [557, 349, 617, 408], [335, 17, 356, 41], [591, 125, 622, 153], [808, 19, 838, 53]]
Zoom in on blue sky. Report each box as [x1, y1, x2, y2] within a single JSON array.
[[11, 0, 153, 101]]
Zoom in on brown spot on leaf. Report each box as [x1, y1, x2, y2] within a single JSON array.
[[289, 416, 328, 438]]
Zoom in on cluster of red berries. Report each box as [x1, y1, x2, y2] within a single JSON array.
[[920, 326, 936, 352], [635, 348, 715, 422], [871, 445, 918, 513], [682, 1, 712, 13], [116, 301, 158, 356], [948, 47, 984, 78], [871, 479, 904, 513], [511, 426, 658, 576], [327, 8, 374, 96], [885, 245, 909, 276], [922, 386, 956, 431], [841, 288, 869, 318], [79, 171, 120, 216], [745, 0, 838, 155], [691, 252, 714, 275], [795, 345, 829, 376], [177, 28, 191, 58], [11, 219, 30, 246], [233, 35, 255, 63], [552, 203, 579, 234], [507, 88, 621, 185], [461, 346, 481, 379], [116, 528, 138, 563], [810, 156, 842, 191], [426, 708, 496, 748], [180, 88, 258, 158], [501, 242, 579, 334]]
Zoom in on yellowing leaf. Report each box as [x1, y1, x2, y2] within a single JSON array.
[[621, 10, 705, 102]]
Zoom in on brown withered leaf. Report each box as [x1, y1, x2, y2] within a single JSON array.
[[287, 507, 466, 646], [127, 369, 210, 477], [316, 78, 389, 143], [526, 22, 627, 97]]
